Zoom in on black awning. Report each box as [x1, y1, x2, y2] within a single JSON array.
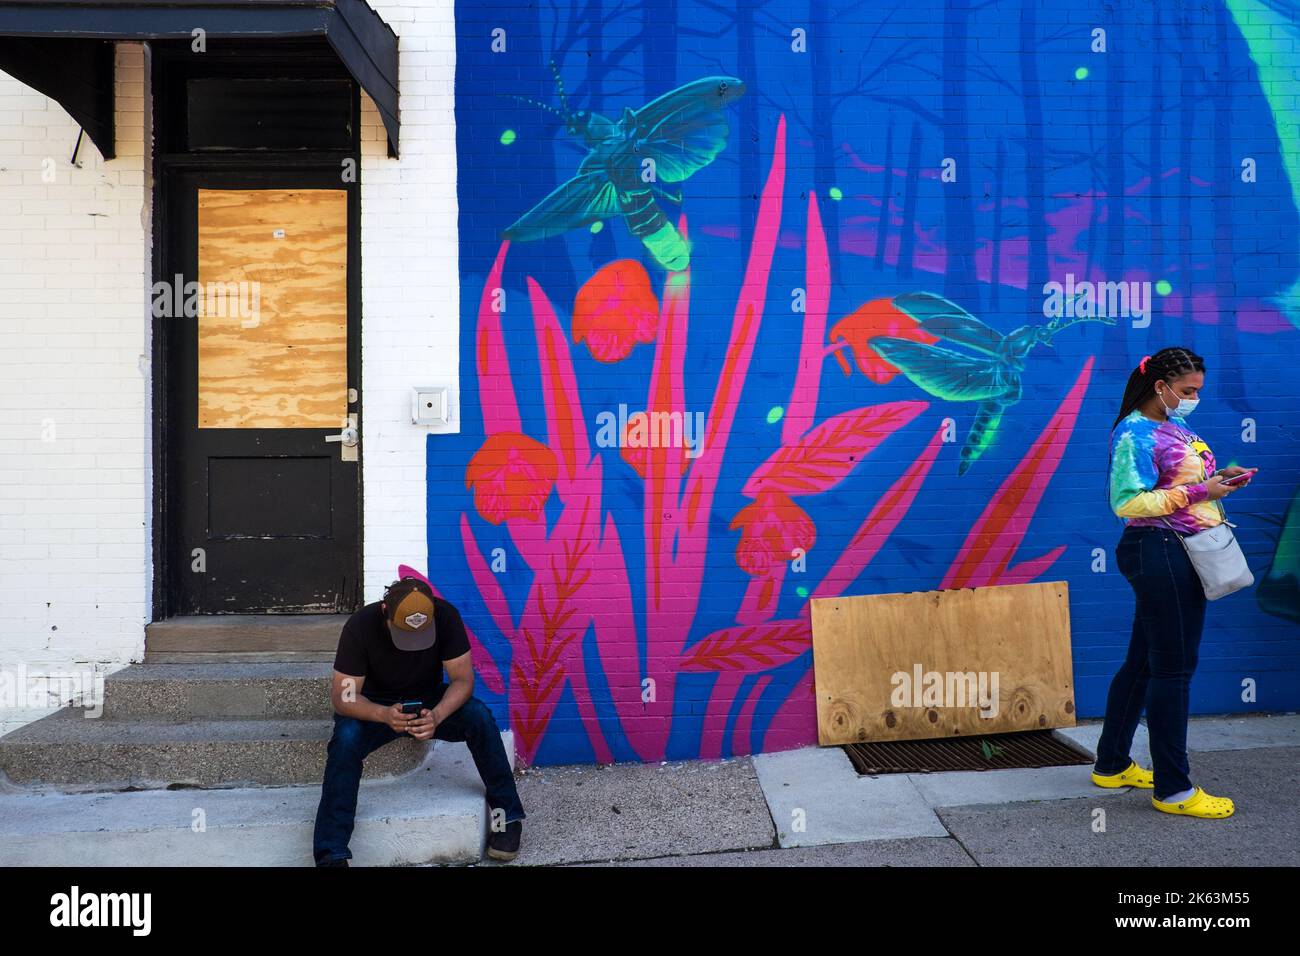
[[0, 0, 400, 158]]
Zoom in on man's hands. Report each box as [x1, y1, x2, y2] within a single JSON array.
[[384, 703, 435, 737], [383, 703, 417, 734], [382, 703, 438, 739], [408, 708, 438, 741]]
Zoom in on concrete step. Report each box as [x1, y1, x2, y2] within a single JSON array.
[[0, 709, 427, 790], [0, 738, 492, 866], [145, 615, 346, 662], [100, 662, 335, 721]]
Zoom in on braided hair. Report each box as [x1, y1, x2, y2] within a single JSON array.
[[1105, 347, 1206, 511], [1111, 346, 1205, 429]]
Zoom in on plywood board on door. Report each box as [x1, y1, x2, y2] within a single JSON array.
[[810, 581, 1075, 746], [197, 187, 348, 429]]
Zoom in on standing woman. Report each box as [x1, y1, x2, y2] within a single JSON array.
[[1092, 347, 1254, 818]]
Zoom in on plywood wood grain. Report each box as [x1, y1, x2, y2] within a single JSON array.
[[810, 582, 1075, 745], [197, 188, 348, 429]]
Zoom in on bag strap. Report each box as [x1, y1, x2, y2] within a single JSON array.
[[1171, 424, 1228, 522]]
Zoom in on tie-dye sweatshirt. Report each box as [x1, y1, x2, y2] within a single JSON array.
[[1109, 410, 1224, 534]]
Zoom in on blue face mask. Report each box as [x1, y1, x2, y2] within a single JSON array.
[[1158, 382, 1199, 418]]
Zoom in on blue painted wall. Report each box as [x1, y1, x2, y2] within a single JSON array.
[[431, 0, 1300, 764]]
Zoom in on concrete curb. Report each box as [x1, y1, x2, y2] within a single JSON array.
[[0, 732, 515, 867]]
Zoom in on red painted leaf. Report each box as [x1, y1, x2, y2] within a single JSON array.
[[679, 619, 811, 672]]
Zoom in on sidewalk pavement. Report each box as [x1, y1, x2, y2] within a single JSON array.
[[475, 714, 1300, 867]]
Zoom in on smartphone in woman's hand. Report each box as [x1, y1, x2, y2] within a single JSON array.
[[1221, 468, 1258, 487]]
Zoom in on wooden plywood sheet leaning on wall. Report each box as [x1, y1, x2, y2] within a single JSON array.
[[197, 188, 348, 429], [810, 582, 1076, 745]]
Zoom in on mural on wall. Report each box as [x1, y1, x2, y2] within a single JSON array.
[[860, 292, 1114, 473], [502, 68, 746, 271], [443, 0, 1300, 765]]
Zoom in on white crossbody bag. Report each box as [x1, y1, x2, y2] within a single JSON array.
[[1161, 429, 1254, 601], [1162, 518, 1253, 601]]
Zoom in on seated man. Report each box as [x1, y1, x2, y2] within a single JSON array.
[[313, 577, 525, 865]]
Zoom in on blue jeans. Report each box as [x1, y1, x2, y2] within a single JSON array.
[[1095, 525, 1207, 800], [313, 691, 525, 864]]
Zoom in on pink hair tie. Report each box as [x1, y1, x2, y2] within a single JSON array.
[[1138, 355, 1151, 374]]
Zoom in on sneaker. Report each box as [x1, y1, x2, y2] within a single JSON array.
[[486, 820, 522, 862]]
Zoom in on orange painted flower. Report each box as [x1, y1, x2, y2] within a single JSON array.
[[573, 259, 660, 362], [465, 432, 558, 524], [828, 296, 939, 383], [729, 491, 817, 578]]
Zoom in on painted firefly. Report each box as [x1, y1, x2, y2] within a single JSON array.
[[869, 292, 1115, 474], [501, 65, 745, 271]]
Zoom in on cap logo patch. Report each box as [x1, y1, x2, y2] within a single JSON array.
[[403, 611, 429, 629]]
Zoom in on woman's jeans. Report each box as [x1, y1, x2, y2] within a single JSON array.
[[313, 691, 526, 864], [1095, 525, 1207, 800]]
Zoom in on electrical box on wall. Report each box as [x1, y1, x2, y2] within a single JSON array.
[[412, 386, 450, 425]]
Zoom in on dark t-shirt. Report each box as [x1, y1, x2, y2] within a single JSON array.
[[332, 598, 471, 703]]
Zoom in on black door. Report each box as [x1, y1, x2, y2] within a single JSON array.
[[163, 167, 361, 614]]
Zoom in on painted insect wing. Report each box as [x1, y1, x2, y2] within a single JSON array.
[[634, 76, 746, 137], [500, 170, 621, 241], [869, 337, 1013, 403], [632, 76, 746, 183], [893, 293, 1005, 356]]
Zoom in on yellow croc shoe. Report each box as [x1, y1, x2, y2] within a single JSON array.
[[1152, 787, 1235, 819], [1091, 761, 1155, 789]]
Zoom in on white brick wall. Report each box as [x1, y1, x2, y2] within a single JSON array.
[[0, 2, 462, 733], [360, 0, 460, 600], [0, 43, 151, 732], [0, 7, 460, 733]]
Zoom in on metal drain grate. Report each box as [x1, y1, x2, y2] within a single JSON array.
[[843, 730, 1093, 775]]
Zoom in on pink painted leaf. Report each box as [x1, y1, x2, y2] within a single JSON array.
[[730, 674, 774, 757], [475, 243, 521, 435], [809, 420, 946, 604], [736, 567, 785, 625], [941, 358, 1094, 590], [742, 400, 927, 497], [459, 514, 519, 644], [761, 667, 818, 752], [1002, 545, 1068, 584], [782, 192, 831, 445], [528, 276, 592, 490]]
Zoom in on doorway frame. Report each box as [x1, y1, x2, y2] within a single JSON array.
[[149, 39, 365, 621]]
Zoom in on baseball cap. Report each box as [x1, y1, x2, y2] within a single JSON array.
[[382, 578, 438, 652]]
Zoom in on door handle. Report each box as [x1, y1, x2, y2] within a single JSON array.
[[325, 426, 359, 447], [325, 413, 359, 462]]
